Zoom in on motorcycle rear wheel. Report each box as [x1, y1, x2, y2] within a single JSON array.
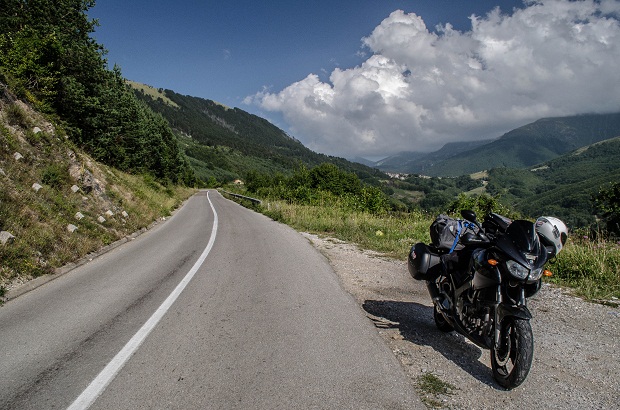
[[491, 317, 533, 389], [433, 305, 454, 332]]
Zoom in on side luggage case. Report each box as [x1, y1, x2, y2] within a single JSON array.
[[407, 243, 442, 281]]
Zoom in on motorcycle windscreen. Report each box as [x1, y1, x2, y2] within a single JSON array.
[[496, 220, 546, 269]]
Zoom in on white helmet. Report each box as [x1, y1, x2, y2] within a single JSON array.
[[535, 216, 568, 257]]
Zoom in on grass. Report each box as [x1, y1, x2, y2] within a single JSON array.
[[415, 372, 457, 409], [126, 80, 179, 108], [261, 200, 431, 258], [224, 188, 620, 303], [550, 235, 620, 303]]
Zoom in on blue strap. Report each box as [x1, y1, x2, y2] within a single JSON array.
[[449, 221, 463, 253]]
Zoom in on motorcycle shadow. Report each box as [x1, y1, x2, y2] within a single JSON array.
[[363, 299, 500, 389]]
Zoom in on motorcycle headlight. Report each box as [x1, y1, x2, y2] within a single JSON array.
[[529, 267, 544, 281], [506, 260, 529, 280]]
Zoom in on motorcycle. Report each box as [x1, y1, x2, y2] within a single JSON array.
[[408, 210, 567, 389]]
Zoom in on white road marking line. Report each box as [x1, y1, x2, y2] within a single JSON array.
[[67, 191, 218, 410]]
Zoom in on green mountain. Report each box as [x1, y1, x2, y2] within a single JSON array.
[[131, 84, 386, 185], [485, 136, 620, 228], [382, 112, 620, 177], [375, 140, 492, 174]]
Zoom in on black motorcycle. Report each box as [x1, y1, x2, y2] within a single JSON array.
[[408, 210, 554, 389]]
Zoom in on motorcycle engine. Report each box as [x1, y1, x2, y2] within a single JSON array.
[[458, 289, 491, 338]]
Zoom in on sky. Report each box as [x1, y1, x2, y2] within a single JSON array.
[[90, 0, 620, 160]]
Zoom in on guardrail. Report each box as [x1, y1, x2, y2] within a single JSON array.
[[221, 190, 262, 205]]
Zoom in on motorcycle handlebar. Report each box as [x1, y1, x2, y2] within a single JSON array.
[[461, 231, 491, 246]]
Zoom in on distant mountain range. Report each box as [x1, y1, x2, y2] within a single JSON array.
[[373, 112, 620, 177]]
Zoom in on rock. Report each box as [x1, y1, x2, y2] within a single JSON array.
[[0, 168, 5, 176], [32, 183, 43, 192], [121, 211, 129, 218], [97, 216, 106, 223], [33, 126, 42, 134], [71, 185, 80, 193], [105, 210, 114, 217], [80, 170, 97, 194], [75, 212, 85, 220], [67, 224, 78, 233], [0, 231, 16, 245], [13, 152, 23, 161]]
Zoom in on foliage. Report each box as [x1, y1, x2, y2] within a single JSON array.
[[550, 235, 620, 301], [484, 138, 620, 231], [41, 163, 70, 189], [592, 182, 620, 236], [0, 0, 196, 186], [447, 193, 520, 220], [245, 163, 389, 215], [416, 372, 457, 409]]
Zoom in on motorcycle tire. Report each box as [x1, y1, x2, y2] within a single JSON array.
[[490, 317, 533, 389], [433, 306, 454, 332]]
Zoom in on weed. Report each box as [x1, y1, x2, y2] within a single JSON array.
[[41, 163, 70, 189], [550, 236, 620, 301], [4, 104, 34, 129], [415, 372, 457, 409], [0, 123, 19, 151]]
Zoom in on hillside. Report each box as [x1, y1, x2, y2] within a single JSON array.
[[131, 84, 387, 185], [374, 140, 492, 174], [485, 136, 620, 227], [0, 89, 195, 294], [380, 112, 620, 177]]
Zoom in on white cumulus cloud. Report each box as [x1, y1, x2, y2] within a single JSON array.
[[247, 0, 620, 158]]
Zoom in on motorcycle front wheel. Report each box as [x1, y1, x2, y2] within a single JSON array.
[[490, 317, 533, 389]]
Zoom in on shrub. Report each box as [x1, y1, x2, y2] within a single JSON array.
[[41, 163, 70, 189]]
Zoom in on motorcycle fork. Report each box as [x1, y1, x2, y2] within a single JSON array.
[[493, 284, 502, 350], [494, 285, 529, 350]]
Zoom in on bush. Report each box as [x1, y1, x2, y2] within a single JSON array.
[[447, 193, 519, 219], [4, 103, 32, 128], [41, 163, 70, 189], [593, 182, 620, 236]]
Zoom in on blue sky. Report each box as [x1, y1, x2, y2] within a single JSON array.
[[90, 1, 620, 159]]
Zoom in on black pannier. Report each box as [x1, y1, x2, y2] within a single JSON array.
[[430, 214, 462, 251], [408, 242, 442, 280], [429, 214, 477, 252]]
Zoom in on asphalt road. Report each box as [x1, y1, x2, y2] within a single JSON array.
[[0, 191, 423, 409]]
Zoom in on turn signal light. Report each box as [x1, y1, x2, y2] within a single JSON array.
[[543, 270, 553, 277], [487, 259, 499, 266]]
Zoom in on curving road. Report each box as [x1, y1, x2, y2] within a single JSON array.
[[0, 191, 423, 409]]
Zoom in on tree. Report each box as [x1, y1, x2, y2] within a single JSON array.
[[593, 182, 620, 235], [0, 0, 196, 185]]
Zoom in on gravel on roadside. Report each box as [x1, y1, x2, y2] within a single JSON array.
[[302, 233, 620, 410]]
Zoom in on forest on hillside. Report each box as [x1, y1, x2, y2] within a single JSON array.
[[133, 86, 387, 186], [0, 0, 195, 185]]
